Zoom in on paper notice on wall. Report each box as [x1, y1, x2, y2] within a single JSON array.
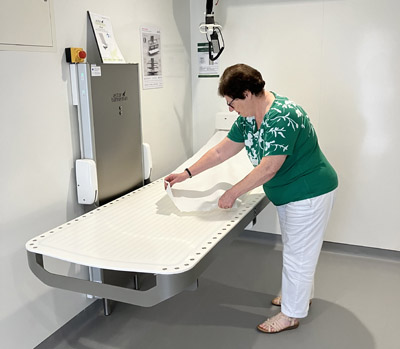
[[88, 12, 125, 64], [141, 26, 163, 89], [198, 42, 219, 78]]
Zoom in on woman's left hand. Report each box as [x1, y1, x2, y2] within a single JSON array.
[[218, 190, 237, 209]]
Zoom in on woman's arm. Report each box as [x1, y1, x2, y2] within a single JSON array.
[[164, 137, 244, 188], [189, 137, 244, 177], [218, 154, 286, 208]]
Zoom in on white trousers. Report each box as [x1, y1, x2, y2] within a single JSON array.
[[276, 189, 336, 318]]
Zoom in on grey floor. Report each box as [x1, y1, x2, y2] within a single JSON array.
[[36, 231, 400, 349]]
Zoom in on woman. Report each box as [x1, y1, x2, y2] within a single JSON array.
[[164, 63, 338, 333]]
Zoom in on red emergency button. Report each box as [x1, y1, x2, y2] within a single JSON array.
[[65, 47, 87, 63]]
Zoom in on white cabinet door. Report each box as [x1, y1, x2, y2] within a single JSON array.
[[0, 0, 55, 49]]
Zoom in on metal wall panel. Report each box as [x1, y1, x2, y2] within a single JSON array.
[[90, 64, 144, 204]]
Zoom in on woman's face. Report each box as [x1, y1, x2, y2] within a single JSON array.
[[224, 93, 251, 117]]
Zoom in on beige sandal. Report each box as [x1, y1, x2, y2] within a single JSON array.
[[257, 312, 299, 333], [271, 296, 312, 306], [271, 295, 282, 306]]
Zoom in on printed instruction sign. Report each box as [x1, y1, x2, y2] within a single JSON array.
[[140, 26, 163, 89], [198, 42, 219, 78], [88, 12, 125, 64]]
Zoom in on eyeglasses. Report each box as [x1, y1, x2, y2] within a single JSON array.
[[227, 97, 237, 109]]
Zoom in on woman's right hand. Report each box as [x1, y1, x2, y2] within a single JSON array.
[[164, 171, 189, 189]]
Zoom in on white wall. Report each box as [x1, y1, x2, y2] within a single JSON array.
[[0, 0, 191, 347], [1, 0, 399, 346], [190, 0, 400, 251]]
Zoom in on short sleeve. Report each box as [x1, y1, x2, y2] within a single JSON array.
[[263, 110, 300, 156], [227, 118, 245, 143]]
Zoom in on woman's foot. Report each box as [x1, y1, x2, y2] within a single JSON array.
[[257, 312, 299, 333], [271, 295, 282, 306], [271, 295, 312, 307]]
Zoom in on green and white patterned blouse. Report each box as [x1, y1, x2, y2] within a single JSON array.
[[227, 92, 338, 206]]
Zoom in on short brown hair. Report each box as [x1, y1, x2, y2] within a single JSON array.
[[218, 64, 265, 99]]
